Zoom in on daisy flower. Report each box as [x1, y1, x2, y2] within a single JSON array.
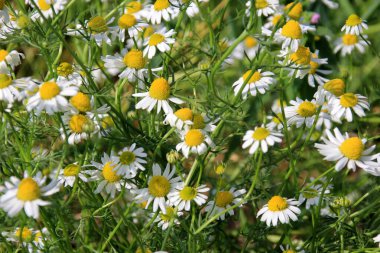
[[314, 128, 377, 172], [152, 206, 183, 230], [242, 125, 283, 154], [124, 1, 145, 19], [56, 163, 88, 187], [0, 171, 59, 219], [143, 28, 176, 59], [263, 12, 283, 29], [314, 78, 346, 105], [285, 98, 319, 128], [144, 0, 179, 25], [205, 188, 246, 220], [61, 112, 99, 144], [0, 49, 24, 73], [133, 77, 184, 114], [112, 13, 147, 42], [190, 113, 218, 133], [334, 34, 368, 56], [279, 46, 313, 79], [2, 226, 48, 251], [176, 129, 214, 158], [232, 69, 275, 99], [26, 79, 79, 115], [341, 14, 368, 35], [267, 113, 285, 130], [315, 103, 334, 130], [306, 51, 331, 87], [112, 143, 147, 178], [299, 178, 331, 209], [257, 195, 300, 227], [86, 153, 132, 198], [245, 0, 279, 17], [232, 36, 260, 60], [330, 93, 369, 122], [168, 183, 209, 211], [29, 0, 67, 21], [0, 74, 29, 103], [373, 234, 380, 247], [164, 107, 194, 130], [56, 62, 83, 86], [132, 163, 182, 213], [284, 2, 303, 20]]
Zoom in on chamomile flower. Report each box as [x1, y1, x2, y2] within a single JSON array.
[[0, 74, 29, 103], [26, 79, 78, 115], [124, 1, 145, 19], [86, 153, 132, 198], [56, 62, 83, 86], [61, 112, 99, 144], [133, 77, 184, 114], [164, 107, 194, 130], [245, 0, 279, 17], [205, 188, 246, 220], [0, 49, 24, 73], [306, 51, 331, 87], [279, 46, 312, 79], [2, 226, 48, 252], [341, 14, 368, 35], [144, 0, 179, 25], [373, 234, 380, 247], [330, 93, 369, 122], [315, 103, 334, 130], [143, 28, 176, 59], [112, 143, 147, 178], [257, 196, 300, 227], [299, 178, 331, 209], [334, 34, 368, 56], [113, 13, 147, 42], [232, 36, 260, 60], [176, 129, 214, 158], [190, 113, 217, 133], [284, 98, 319, 128], [152, 206, 183, 230], [264, 12, 283, 29], [267, 113, 285, 130], [132, 163, 182, 213], [284, 2, 303, 20], [178, 0, 209, 17], [29, 0, 67, 21], [242, 125, 283, 154], [314, 79, 346, 105], [232, 69, 275, 99], [56, 163, 88, 187], [0, 171, 59, 219], [314, 128, 377, 172], [168, 183, 209, 211]]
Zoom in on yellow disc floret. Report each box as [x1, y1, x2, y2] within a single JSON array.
[[268, 195, 288, 211], [342, 34, 358, 45], [102, 162, 120, 182], [17, 178, 40, 201], [119, 151, 136, 165], [70, 92, 91, 112], [185, 129, 204, 147], [57, 62, 74, 77], [179, 186, 197, 200], [149, 78, 170, 100], [174, 108, 193, 122], [215, 191, 234, 208], [290, 46, 311, 65], [191, 114, 206, 129], [159, 207, 175, 221], [39, 81, 60, 100], [252, 127, 270, 141], [345, 14, 362, 26], [148, 33, 165, 46], [323, 79, 345, 96], [118, 14, 137, 29], [63, 164, 81, 176], [242, 70, 262, 83], [0, 73, 12, 89], [285, 2, 303, 20], [123, 49, 145, 69], [244, 36, 258, 48], [148, 175, 171, 197], [69, 114, 89, 133], [0, 49, 8, 62], [255, 0, 268, 9], [281, 20, 302, 39], [339, 137, 363, 160], [126, 1, 142, 13], [15, 227, 33, 241], [297, 101, 317, 117], [38, 0, 51, 11], [88, 16, 108, 34], [154, 0, 170, 11], [340, 93, 358, 108]]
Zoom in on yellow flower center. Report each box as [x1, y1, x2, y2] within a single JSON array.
[[215, 191, 234, 208], [88, 16, 108, 34], [101, 116, 114, 129], [272, 14, 282, 26], [215, 164, 225, 175], [281, 20, 302, 39], [69, 114, 89, 133], [0, 73, 12, 89], [159, 206, 175, 221], [339, 137, 363, 160], [143, 26, 155, 38], [148, 33, 165, 46], [340, 93, 358, 108], [185, 129, 204, 147], [17, 178, 40, 201], [309, 59, 319, 74], [70, 92, 91, 112], [345, 14, 362, 26], [123, 49, 145, 69], [136, 247, 153, 253], [102, 161, 120, 182], [39, 81, 60, 100], [119, 151, 136, 165], [242, 70, 262, 83], [283, 250, 296, 253], [0, 49, 8, 62], [34, 231, 42, 242], [244, 36, 258, 48], [297, 101, 317, 117], [174, 108, 193, 121], [38, 0, 51, 11], [126, 1, 142, 14], [323, 79, 345, 96], [255, 0, 268, 9], [15, 228, 33, 241], [149, 78, 170, 100], [290, 46, 311, 65], [63, 164, 80, 176], [191, 114, 206, 129], [268, 195, 288, 211], [148, 175, 171, 197], [179, 186, 197, 200], [57, 62, 74, 77], [154, 0, 170, 11], [285, 2, 303, 20], [252, 127, 270, 140], [118, 14, 137, 29], [273, 113, 283, 124], [342, 34, 358, 45]]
